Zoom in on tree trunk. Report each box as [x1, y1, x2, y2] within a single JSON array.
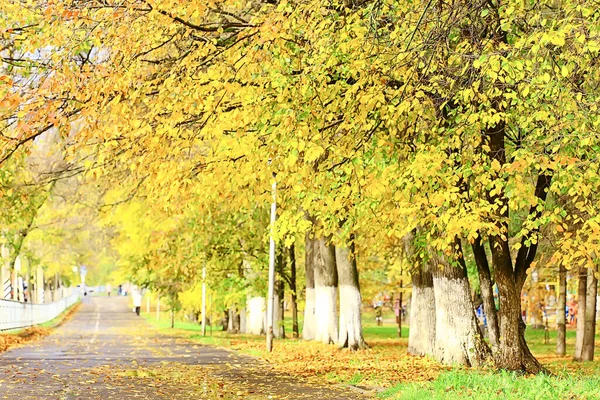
[[302, 233, 316, 340], [313, 236, 338, 345], [408, 267, 436, 356], [273, 250, 286, 339], [246, 296, 266, 335], [227, 309, 233, 332], [471, 237, 500, 351], [289, 244, 299, 339], [336, 239, 367, 350], [406, 237, 436, 357], [492, 237, 545, 373], [491, 238, 523, 371], [484, 119, 547, 373], [273, 279, 285, 339], [575, 266, 588, 360], [431, 251, 491, 366], [556, 265, 567, 356], [227, 308, 240, 333], [581, 268, 597, 361], [239, 307, 247, 334], [222, 310, 229, 331], [398, 285, 403, 338]]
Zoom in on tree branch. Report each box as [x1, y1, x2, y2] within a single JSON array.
[[514, 173, 552, 289]]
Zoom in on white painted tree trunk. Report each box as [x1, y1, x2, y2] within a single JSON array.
[[408, 269, 436, 357], [227, 308, 238, 333], [336, 242, 366, 350], [314, 285, 338, 344], [246, 296, 266, 335], [303, 288, 315, 340], [432, 258, 491, 367], [405, 232, 436, 357], [239, 308, 247, 334], [338, 285, 364, 349], [227, 309, 234, 332], [313, 237, 338, 345]]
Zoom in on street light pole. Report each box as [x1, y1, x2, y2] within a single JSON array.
[[266, 174, 277, 352]]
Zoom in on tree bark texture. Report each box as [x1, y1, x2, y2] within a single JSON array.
[[556, 265, 567, 356], [485, 120, 547, 373], [398, 284, 403, 338], [405, 232, 436, 357], [431, 253, 491, 367], [408, 261, 436, 357], [336, 239, 367, 350], [289, 244, 299, 338], [471, 237, 500, 351], [575, 266, 588, 361], [239, 308, 247, 334], [273, 250, 286, 339], [222, 310, 228, 331], [227, 308, 240, 333], [581, 268, 597, 361], [273, 279, 285, 339], [302, 233, 316, 340], [313, 236, 338, 345]]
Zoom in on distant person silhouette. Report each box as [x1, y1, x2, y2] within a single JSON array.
[[133, 290, 142, 316]]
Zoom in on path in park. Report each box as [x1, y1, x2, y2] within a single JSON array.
[[0, 296, 365, 399]]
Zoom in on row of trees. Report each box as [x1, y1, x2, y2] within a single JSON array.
[[2, 0, 600, 373]]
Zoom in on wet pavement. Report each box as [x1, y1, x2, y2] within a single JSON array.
[[0, 296, 364, 399]]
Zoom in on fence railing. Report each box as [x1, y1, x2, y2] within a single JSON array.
[[0, 289, 80, 331]]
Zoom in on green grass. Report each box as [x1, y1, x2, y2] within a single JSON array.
[[363, 324, 409, 339], [375, 325, 600, 399], [143, 312, 219, 333], [523, 327, 578, 354], [379, 369, 600, 400], [145, 309, 409, 342]]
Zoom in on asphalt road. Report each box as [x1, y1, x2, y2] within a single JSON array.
[[0, 296, 364, 399]]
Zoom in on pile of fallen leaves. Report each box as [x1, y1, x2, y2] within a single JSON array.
[[0, 327, 51, 352], [225, 337, 446, 388]]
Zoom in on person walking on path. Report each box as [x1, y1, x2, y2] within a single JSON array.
[[375, 306, 383, 326], [133, 290, 142, 316]]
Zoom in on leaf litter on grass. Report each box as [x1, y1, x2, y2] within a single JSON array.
[[221, 337, 446, 388], [89, 362, 353, 399]]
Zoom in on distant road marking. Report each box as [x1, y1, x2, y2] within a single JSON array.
[[90, 304, 100, 344]]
